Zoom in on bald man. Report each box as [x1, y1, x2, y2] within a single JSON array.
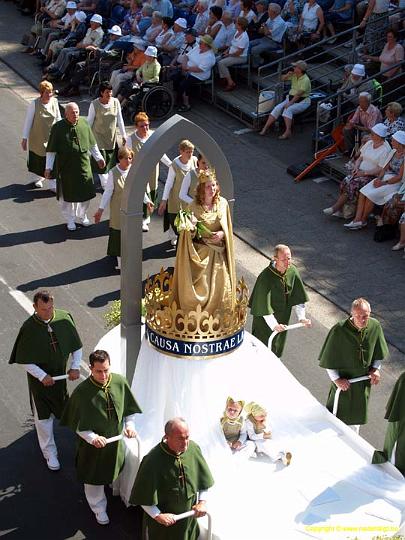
[[45, 102, 105, 231], [130, 418, 214, 539]]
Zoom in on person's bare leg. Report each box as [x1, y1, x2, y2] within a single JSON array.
[[360, 197, 375, 223], [280, 116, 292, 139], [333, 192, 348, 211], [260, 114, 277, 135], [353, 193, 366, 222]]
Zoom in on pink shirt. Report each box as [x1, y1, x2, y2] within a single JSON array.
[[379, 43, 404, 78], [351, 104, 382, 130]]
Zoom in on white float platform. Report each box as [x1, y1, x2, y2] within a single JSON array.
[[96, 325, 405, 540]]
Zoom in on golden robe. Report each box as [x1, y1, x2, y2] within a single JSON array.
[[171, 196, 236, 315]]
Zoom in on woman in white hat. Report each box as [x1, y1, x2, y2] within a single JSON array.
[[346, 129, 405, 230], [323, 123, 392, 219], [135, 45, 161, 84], [158, 17, 187, 64]]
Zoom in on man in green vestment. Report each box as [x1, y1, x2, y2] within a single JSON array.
[[60, 350, 141, 525], [45, 102, 105, 231], [130, 417, 214, 540], [249, 244, 311, 357], [9, 290, 83, 471], [319, 298, 389, 434], [372, 371, 405, 476]]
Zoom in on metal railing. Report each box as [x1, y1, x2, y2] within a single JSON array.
[[254, 8, 403, 118], [313, 60, 405, 154]]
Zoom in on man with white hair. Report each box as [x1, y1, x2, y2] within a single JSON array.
[[319, 298, 388, 434], [151, 0, 173, 18], [343, 91, 382, 153], [250, 3, 287, 68], [130, 417, 214, 539], [45, 102, 105, 230], [46, 13, 104, 80], [193, 0, 210, 35], [214, 10, 235, 54], [159, 17, 187, 63]]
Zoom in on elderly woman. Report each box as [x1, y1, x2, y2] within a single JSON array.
[[143, 11, 163, 45], [323, 123, 392, 218], [343, 91, 382, 154], [175, 34, 217, 111], [296, 0, 325, 46], [217, 17, 249, 91], [87, 81, 127, 189], [383, 102, 405, 138], [346, 130, 405, 229], [281, 0, 306, 43], [260, 60, 311, 139], [364, 29, 404, 81], [21, 80, 61, 191]]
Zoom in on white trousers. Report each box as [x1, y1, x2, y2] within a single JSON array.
[[233, 440, 256, 460], [254, 439, 284, 461], [59, 197, 90, 224], [28, 171, 56, 190], [350, 424, 360, 435], [33, 402, 57, 459], [84, 484, 107, 514], [270, 97, 311, 120], [110, 68, 133, 96]]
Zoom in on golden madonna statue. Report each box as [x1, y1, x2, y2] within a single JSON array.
[[170, 169, 236, 315]]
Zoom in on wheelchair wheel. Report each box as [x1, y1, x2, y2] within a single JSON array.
[[141, 85, 174, 120]]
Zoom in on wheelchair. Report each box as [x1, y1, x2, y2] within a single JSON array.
[[121, 81, 174, 122]]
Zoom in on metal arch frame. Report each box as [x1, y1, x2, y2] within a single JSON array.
[[120, 114, 234, 382]]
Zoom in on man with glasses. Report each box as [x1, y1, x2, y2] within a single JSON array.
[[249, 244, 311, 357], [319, 298, 388, 434], [45, 102, 105, 231]]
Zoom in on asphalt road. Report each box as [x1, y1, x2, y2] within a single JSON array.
[[0, 55, 403, 539]]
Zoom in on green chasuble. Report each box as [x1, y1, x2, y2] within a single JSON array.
[[372, 372, 405, 476], [60, 373, 141, 485], [47, 117, 97, 203], [9, 309, 82, 420], [319, 317, 388, 425], [130, 440, 214, 540], [249, 263, 308, 357]]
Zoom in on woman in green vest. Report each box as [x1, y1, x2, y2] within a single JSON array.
[[87, 81, 127, 190], [158, 139, 198, 246], [21, 80, 61, 191], [94, 146, 136, 270]]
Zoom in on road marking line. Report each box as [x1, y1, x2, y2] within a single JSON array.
[[0, 275, 33, 314], [233, 128, 253, 135]]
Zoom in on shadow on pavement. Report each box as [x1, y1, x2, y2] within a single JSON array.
[[0, 221, 109, 248], [142, 240, 177, 262], [0, 426, 142, 539], [88, 289, 120, 308], [0, 183, 56, 203], [17, 256, 115, 292]]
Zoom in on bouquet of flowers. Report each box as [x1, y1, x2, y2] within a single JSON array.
[[174, 209, 213, 239]]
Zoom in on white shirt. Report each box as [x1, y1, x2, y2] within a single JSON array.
[[187, 45, 216, 81], [179, 169, 195, 204], [127, 131, 172, 168], [22, 99, 62, 140], [229, 30, 249, 57], [263, 304, 306, 331], [78, 412, 138, 443], [87, 99, 127, 140], [162, 156, 197, 201], [193, 10, 210, 34], [302, 2, 320, 32]]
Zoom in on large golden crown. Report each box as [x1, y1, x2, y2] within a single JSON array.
[[144, 268, 248, 341]]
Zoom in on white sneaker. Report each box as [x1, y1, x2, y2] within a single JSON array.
[[96, 511, 110, 525], [67, 220, 76, 231], [344, 220, 364, 229], [323, 207, 334, 215], [77, 215, 91, 227], [34, 179, 44, 188], [48, 179, 57, 193], [142, 223, 149, 232], [46, 455, 60, 471], [170, 237, 177, 246], [392, 242, 405, 251]]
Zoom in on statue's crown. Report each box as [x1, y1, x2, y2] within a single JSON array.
[[144, 268, 248, 342]]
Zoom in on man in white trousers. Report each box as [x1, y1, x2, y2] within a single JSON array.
[[45, 102, 105, 231]]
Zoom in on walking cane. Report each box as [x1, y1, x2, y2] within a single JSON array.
[[332, 375, 371, 416], [173, 510, 212, 540], [268, 322, 305, 350], [53, 374, 86, 381]]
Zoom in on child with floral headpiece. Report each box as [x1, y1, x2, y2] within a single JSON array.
[[220, 397, 255, 458], [245, 401, 292, 466]]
